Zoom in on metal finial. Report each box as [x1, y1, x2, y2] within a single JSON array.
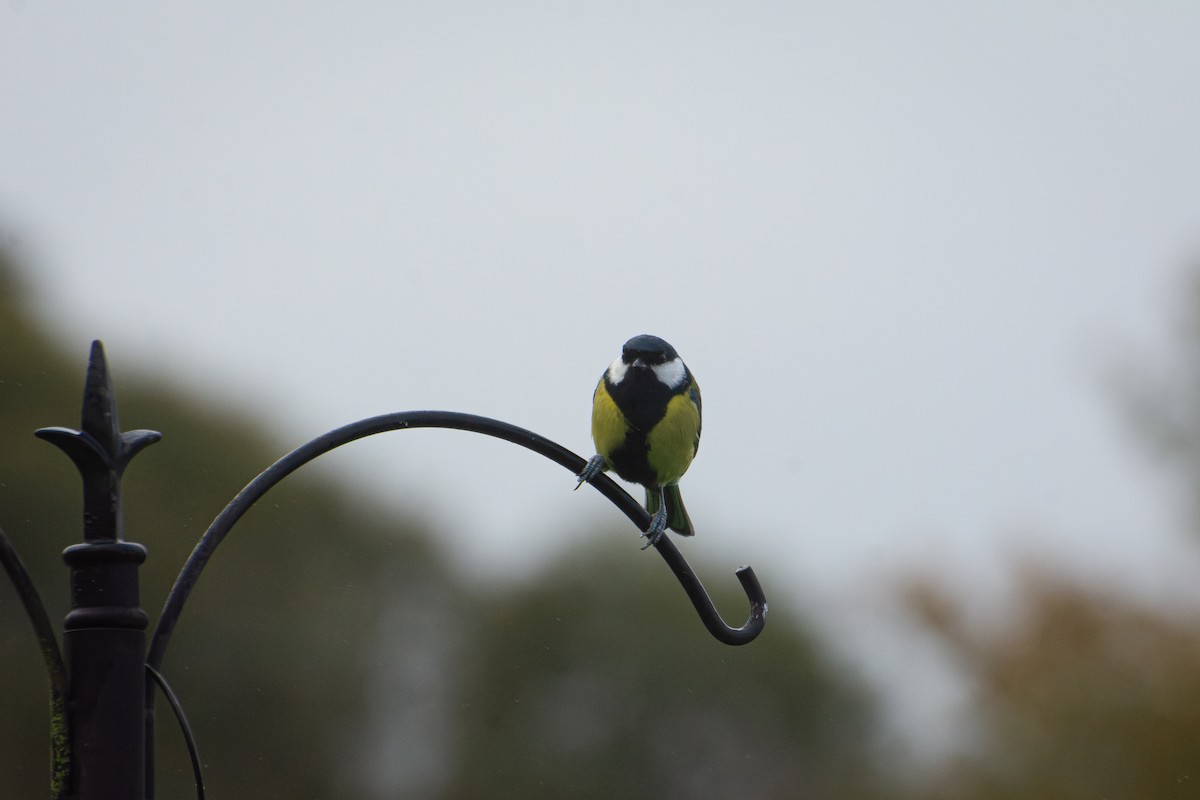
[[81, 340, 121, 454]]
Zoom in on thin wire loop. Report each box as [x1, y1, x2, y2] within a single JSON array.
[[146, 665, 204, 800]]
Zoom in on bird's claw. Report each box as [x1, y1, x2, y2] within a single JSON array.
[[640, 504, 669, 549], [574, 454, 605, 490]]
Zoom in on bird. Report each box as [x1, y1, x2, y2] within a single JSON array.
[[575, 334, 702, 545]]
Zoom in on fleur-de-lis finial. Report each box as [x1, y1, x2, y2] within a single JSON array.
[[36, 341, 161, 541]]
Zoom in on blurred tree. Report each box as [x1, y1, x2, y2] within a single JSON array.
[[0, 249, 458, 798], [446, 540, 888, 800], [1118, 268, 1200, 526], [908, 570, 1200, 799], [904, 265, 1200, 799]]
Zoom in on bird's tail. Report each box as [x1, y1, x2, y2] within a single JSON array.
[[645, 484, 695, 537]]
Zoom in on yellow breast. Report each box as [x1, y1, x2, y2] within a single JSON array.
[[645, 390, 701, 486], [590, 379, 629, 460]]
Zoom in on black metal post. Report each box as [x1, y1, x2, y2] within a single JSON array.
[[37, 341, 161, 800]]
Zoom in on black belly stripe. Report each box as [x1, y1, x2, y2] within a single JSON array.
[[607, 428, 658, 486], [603, 368, 689, 487]]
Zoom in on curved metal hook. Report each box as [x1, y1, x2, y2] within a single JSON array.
[[0, 525, 70, 799], [147, 411, 766, 674]]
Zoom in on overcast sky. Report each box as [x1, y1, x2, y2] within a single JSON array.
[[5, 3, 1200, 708]]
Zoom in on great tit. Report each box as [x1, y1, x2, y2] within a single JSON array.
[[575, 334, 702, 544]]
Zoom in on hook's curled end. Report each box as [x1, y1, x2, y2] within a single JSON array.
[[735, 564, 768, 623], [649, 533, 767, 646], [710, 564, 767, 646]]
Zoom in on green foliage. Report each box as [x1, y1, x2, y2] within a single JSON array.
[[448, 540, 885, 800], [0, 252, 452, 798], [0, 252, 889, 798]]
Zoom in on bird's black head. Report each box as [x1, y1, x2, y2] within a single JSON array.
[[621, 334, 679, 366]]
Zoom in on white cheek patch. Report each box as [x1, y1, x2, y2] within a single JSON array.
[[652, 358, 686, 388], [606, 357, 629, 385]]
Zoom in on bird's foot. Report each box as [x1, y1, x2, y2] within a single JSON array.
[[574, 454, 605, 490], [640, 504, 668, 550]]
